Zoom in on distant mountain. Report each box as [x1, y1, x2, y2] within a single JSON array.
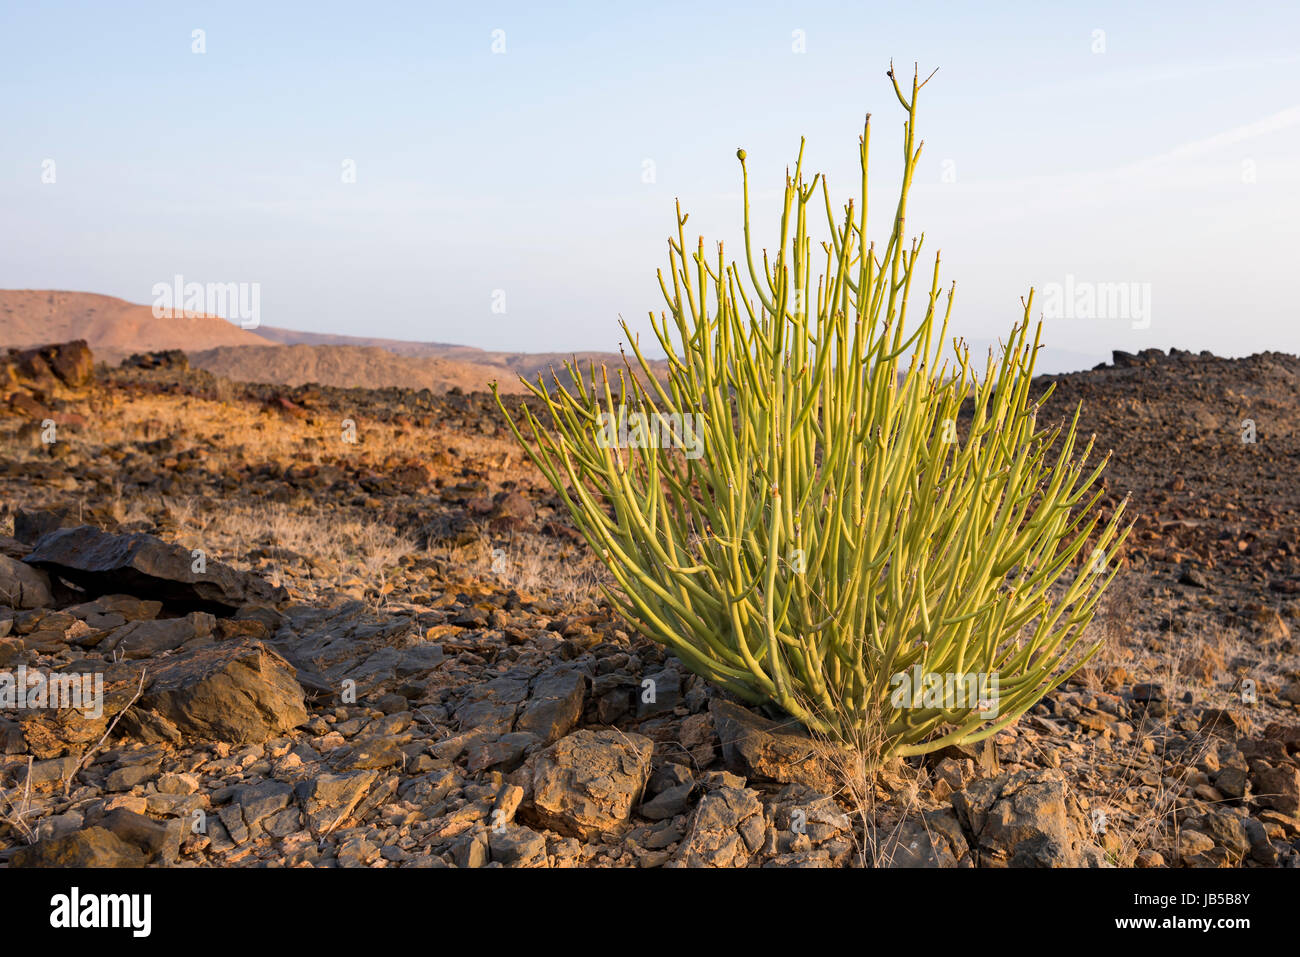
[[188, 343, 533, 395], [0, 290, 271, 363], [0, 290, 662, 394], [255, 325, 669, 385], [252, 326, 467, 358]]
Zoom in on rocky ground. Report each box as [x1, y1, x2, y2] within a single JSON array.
[[0, 340, 1297, 868]]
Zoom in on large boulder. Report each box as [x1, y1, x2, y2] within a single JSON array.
[[41, 340, 95, 388], [951, 768, 1106, 867], [23, 526, 286, 613], [1252, 765, 1300, 814], [527, 729, 654, 839], [295, 770, 379, 835], [121, 350, 189, 372], [515, 666, 587, 744], [139, 640, 307, 745], [10, 827, 147, 868], [708, 698, 835, 791], [867, 809, 970, 867], [13, 507, 78, 546], [1, 340, 94, 397], [675, 786, 766, 867], [100, 612, 216, 659]]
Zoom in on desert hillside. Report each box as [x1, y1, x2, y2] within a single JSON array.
[[0, 340, 1297, 870]]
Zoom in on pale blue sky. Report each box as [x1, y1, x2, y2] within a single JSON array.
[[2, 1, 1297, 371]]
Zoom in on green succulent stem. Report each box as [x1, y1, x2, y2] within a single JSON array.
[[492, 66, 1132, 762]]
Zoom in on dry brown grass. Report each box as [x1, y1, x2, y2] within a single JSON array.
[[460, 532, 611, 602], [795, 685, 934, 867], [175, 500, 418, 598], [1074, 726, 1220, 867]]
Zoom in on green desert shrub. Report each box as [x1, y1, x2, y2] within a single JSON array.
[[492, 66, 1131, 763]]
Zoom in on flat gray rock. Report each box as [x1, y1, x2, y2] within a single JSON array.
[[23, 525, 285, 613]]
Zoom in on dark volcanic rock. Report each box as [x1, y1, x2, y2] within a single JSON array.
[[1252, 765, 1300, 814], [138, 640, 308, 745], [952, 768, 1106, 867], [869, 810, 970, 867], [23, 525, 286, 613], [0, 553, 53, 609], [489, 490, 536, 532], [10, 826, 148, 868], [709, 698, 834, 791], [121, 350, 189, 372], [13, 507, 77, 546], [515, 665, 587, 743], [87, 808, 184, 865], [40, 340, 95, 388], [1, 340, 94, 395], [488, 823, 548, 866], [418, 511, 478, 548], [102, 611, 216, 659], [296, 770, 379, 834], [527, 729, 654, 839], [1110, 350, 1137, 368], [675, 786, 766, 867]]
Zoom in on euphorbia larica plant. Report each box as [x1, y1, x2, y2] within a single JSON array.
[[492, 65, 1131, 764]]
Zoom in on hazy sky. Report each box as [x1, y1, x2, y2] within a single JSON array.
[[2, 1, 1297, 372]]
